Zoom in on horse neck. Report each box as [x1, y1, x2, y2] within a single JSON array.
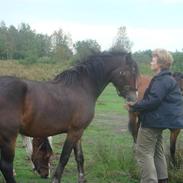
[[84, 59, 117, 99]]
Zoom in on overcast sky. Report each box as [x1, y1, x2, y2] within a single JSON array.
[[1, 0, 183, 52]]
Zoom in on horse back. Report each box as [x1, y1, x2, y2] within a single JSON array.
[[21, 80, 95, 136]]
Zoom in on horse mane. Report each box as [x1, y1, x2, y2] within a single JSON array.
[[54, 51, 138, 86], [54, 52, 115, 83], [54, 55, 105, 86]]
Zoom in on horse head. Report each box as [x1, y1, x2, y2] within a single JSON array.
[[110, 52, 139, 102], [31, 137, 53, 178]]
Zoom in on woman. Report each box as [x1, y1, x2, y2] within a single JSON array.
[[126, 48, 183, 183]]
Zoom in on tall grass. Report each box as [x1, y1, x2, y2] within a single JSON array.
[[90, 138, 139, 183], [0, 60, 70, 80]]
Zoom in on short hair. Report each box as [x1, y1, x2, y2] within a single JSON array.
[[152, 48, 173, 69]]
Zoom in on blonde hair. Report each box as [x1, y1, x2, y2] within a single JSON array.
[[152, 48, 173, 69]]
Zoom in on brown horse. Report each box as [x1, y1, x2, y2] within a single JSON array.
[[128, 73, 183, 165], [0, 52, 138, 183], [21, 136, 53, 178], [31, 137, 53, 178]]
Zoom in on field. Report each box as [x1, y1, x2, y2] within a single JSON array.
[[0, 61, 183, 183]]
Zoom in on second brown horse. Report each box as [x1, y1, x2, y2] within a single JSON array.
[[128, 73, 183, 165]]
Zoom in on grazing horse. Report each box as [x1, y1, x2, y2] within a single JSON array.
[[128, 73, 183, 165], [0, 51, 138, 183], [21, 135, 53, 178], [31, 137, 53, 178]]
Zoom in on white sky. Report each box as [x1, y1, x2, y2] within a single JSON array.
[[1, 0, 183, 52]]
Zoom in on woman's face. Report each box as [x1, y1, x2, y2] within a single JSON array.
[[150, 56, 161, 73]]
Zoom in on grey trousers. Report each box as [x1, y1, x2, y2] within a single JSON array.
[[135, 127, 168, 183]]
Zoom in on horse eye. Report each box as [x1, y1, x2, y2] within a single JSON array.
[[120, 71, 126, 76]]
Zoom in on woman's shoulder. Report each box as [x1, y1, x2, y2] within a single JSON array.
[[153, 73, 176, 90], [155, 72, 174, 82]]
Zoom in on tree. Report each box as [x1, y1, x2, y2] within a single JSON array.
[[172, 51, 183, 72], [110, 26, 133, 52], [73, 39, 101, 62], [0, 21, 8, 59], [133, 50, 152, 75], [17, 23, 38, 61], [7, 25, 19, 59], [133, 50, 152, 64], [35, 34, 51, 58], [51, 29, 73, 62]]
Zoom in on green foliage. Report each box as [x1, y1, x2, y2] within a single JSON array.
[[73, 39, 101, 63], [132, 50, 152, 75], [0, 60, 70, 80], [172, 51, 183, 72], [0, 22, 52, 62], [37, 56, 53, 64], [96, 84, 127, 114], [1, 19, 183, 69], [91, 137, 139, 183], [0, 21, 8, 59], [110, 26, 133, 53], [137, 63, 153, 75], [133, 50, 152, 64], [0, 22, 73, 64], [50, 29, 73, 63], [133, 50, 183, 74]]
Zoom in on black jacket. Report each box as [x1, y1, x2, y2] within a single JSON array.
[[131, 69, 183, 129]]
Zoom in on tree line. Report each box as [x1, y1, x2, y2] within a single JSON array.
[[0, 21, 102, 64], [133, 50, 183, 72], [0, 21, 183, 71]]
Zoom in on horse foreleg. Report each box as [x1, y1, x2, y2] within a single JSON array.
[[170, 129, 181, 166], [0, 137, 17, 183], [51, 130, 84, 183], [73, 139, 86, 183]]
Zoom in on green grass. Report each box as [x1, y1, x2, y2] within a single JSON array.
[[96, 84, 127, 115], [0, 60, 183, 183]]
